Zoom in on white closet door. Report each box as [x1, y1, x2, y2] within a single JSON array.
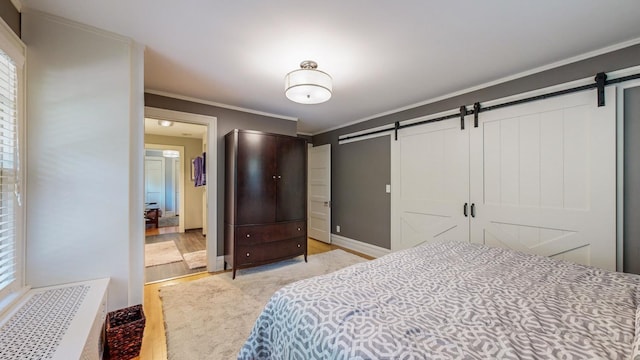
[[391, 117, 470, 251], [469, 87, 616, 270]]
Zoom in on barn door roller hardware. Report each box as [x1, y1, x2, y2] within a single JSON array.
[[460, 106, 467, 130], [473, 102, 481, 128], [339, 70, 640, 143], [595, 72, 607, 107]]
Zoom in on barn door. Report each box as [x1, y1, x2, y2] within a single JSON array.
[[469, 87, 616, 270], [391, 117, 470, 251]]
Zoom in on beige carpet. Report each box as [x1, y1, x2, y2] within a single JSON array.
[[159, 249, 367, 360], [145, 241, 184, 267], [182, 250, 207, 269]]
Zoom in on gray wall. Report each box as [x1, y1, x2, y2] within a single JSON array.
[[313, 44, 640, 271], [333, 136, 390, 248], [0, 0, 19, 37], [624, 86, 640, 274], [144, 93, 298, 253]]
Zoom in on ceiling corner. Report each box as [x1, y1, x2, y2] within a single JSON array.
[[10, 0, 22, 12]]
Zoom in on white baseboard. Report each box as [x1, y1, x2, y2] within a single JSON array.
[[213, 255, 225, 271], [330, 234, 391, 258]]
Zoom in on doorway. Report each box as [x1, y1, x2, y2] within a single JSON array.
[[144, 145, 184, 234], [144, 115, 211, 282]]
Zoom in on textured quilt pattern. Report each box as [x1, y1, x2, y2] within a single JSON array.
[[238, 241, 640, 359]]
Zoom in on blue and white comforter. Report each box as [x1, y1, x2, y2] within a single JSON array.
[[239, 241, 640, 359]]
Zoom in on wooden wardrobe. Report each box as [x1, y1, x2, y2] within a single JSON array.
[[224, 129, 307, 278]]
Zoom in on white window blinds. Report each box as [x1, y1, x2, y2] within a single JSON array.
[[0, 49, 18, 294]]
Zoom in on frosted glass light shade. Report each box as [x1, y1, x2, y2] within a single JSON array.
[[285, 63, 332, 104], [163, 150, 179, 158]]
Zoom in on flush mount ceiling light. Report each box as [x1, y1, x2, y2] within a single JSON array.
[[285, 60, 332, 104], [162, 150, 179, 158], [158, 120, 173, 127]]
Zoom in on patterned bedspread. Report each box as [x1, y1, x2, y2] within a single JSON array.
[[238, 241, 640, 359]]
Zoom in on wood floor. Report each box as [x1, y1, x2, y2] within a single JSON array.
[[134, 238, 372, 360], [145, 228, 207, 283]]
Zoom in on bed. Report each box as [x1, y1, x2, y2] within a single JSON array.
[[238, 241, 640, 359]]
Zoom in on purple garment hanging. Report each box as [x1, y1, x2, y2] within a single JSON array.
[[194, 152, 206, 187]]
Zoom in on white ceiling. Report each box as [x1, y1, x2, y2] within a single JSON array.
[[21, 1, 640, 135]]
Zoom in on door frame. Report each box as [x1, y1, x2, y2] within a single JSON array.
[[144, 145, 184, 233], [173, 157, 180, 216], [144, 107, 218, 271], [615, 76, 640, 271]]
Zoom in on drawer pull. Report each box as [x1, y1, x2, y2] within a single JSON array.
[[246, 252, 250, 257], [297, 244, 301, 248], [297, 227, 301, 231], [246, 234, 251, 238]]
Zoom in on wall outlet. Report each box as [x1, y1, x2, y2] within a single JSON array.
[[336, 225, 341, 233]]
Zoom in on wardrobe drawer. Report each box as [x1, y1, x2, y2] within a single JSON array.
[[236, 221, 305, 244], [236, 237, 306, 266]]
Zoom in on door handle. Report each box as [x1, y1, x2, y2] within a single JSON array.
[[324, 201, 330, 207], [463, 203, 468, 217], [470, 203, 476, 218]]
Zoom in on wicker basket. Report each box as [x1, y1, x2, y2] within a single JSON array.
[[106, 304, 146, 360]]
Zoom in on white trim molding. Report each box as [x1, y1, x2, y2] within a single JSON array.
[[215, 256, 225, 272], [330, 234, 391, 259], [145, 89, 298, 122], [10, 0, 21, 12], [614, 77, 640, 272], [144, 106, 218, 273], [314, 37, 640, 136]]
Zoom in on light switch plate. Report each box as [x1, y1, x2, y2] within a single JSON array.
[[386, 184, 391, 193]]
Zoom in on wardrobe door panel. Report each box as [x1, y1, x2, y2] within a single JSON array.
[[237, 132, 277, 224], [276, 137, 306, 222]]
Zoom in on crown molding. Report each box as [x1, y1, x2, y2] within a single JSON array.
[[10, 0, 21, 12], [145, 89, 298, 122], [312, 36, 640, 136], [23, 8, 133, 44]]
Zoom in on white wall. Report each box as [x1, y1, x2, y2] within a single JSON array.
[[23, 10, 144, 310]]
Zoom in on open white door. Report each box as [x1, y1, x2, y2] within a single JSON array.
[[144, 156, 165, 213], [308, 144, 331, 243]]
